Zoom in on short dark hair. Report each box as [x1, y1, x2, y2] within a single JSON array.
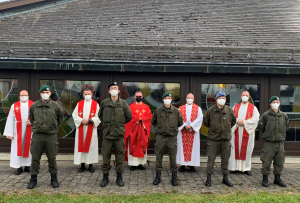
[[83, 88, 93, 94]]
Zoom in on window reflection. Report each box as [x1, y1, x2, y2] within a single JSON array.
[[280, 85, 300, 141], [201, 84, 260, 141], [0, 79, 18, 137], [40, 80, 101, 138], [122, 82, 181, 139]]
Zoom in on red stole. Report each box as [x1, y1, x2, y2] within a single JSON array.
[[179, 103, 199, 162], [14, 100, 34, 158], [124, 102, 152, 161], [233, 103, 254, 160], [78, 100, 97, 153]]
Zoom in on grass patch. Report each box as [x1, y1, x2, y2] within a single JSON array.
[[0, 191, 300, 203]]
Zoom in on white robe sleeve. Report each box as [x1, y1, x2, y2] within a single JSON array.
[[3, 104, 15, 137], [244, 106, 260, 135], [190, 107, 203, 133], [231, 105, 238, 133], [178, 122, 186, 131], [90, 104, 101, 127], [72, 103, 83, 128]]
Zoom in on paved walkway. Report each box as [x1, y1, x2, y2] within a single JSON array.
[[0, 160, 299, 195]]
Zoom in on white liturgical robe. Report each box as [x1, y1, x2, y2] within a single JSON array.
[[72, 100, 101, 165], [4, 101, 32, 168], [176, 104, 203, 166], [228, 103, 259, 172]]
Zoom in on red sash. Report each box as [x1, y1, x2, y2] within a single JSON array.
[[179, 103, 199, 162], [78, 100, 97, 153], [14, 100, 34, 158], [233, 103, 254, 160]]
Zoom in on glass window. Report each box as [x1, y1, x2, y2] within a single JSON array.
[[122, 82, 181, 139], [40, 80, 101, 138], [280, 85, 300, 141], [201, 84, 260, 140], [0, 79, 18, 137]]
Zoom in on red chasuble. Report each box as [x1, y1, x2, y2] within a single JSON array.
[[179, 103, 199, 162], [124, 102, 152, 161], [233, 103, 254, 160], [14, 100, 34, 158], [78, 100, 98, 153]]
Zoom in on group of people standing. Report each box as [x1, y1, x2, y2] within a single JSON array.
[[4, 82, 289, 189]]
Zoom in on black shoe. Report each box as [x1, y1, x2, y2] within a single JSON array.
[[229, 170, 237, 174], [27, 175, 37, 189], [205, 174, 211, 187], [15, 167, 23, 175], [78, 163, 85, 173], [222, 174, 233, 187], [190, 166, 196, 172], [100, 173, 109, 187], [51, 173, 59, 188], [24, 166, 30, 172], [171, 171, 178, 186], [137, 164, 146, 170], [179, 166, 185, 172], [244, 171, 252, 176], [274, 175, 287, 187], [88, 164, 94, 173], [116, 172, 124, 186], [130, 166, 137, 171], [262, 175, 269, 187], [153, 171, 161, 185]]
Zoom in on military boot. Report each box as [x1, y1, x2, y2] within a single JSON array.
[[262, 175, 269, 187], [153, 171, 161, 185], [222, 174, 233, 187], [116, 172, 124, 186], [171, 171, 178, 186], [27, 175, 37, 189], [274, 175, 287, 187], [51, 173, 59, 188], [100, 173, 109, 187], [24, 166, 30, 172], [205, 174, 211, 187]]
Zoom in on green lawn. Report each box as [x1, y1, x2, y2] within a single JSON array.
[[0, 191, 300, 203]]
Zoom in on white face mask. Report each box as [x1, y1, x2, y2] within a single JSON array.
[[110, 90, 118, 97], [164, 99, 171, 105], [85, 95, 92, 101], [41, 94, 50, 100], [272, 103, 279, 110], [187, 98, 193, 105], [20, 96, 28, 102], [217, 98, 226, 106], [242, 96, 249, 103]]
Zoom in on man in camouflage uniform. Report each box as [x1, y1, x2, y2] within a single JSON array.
[[151, 92, 184, 186], [258, 96, 289, 187], [27, 85, 64, 189], [203, 92, 236, 187], [98, 82, 132, 187]]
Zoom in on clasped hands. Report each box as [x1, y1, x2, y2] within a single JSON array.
[[237, 119, 244, 126]]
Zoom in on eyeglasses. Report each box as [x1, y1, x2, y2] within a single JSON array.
[[20, 95, 29, 96], [110, 87, 118, 90]]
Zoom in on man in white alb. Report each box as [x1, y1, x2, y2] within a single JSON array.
[[72, 88, 101, 173], [228, 91, 259, 176], [4, 90, 34, 175], [177, 93, 203, 172]]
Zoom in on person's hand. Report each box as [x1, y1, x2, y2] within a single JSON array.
[[82, 119, 89, 125], [7, 136, 13, 140], [185, 125, 191, 130], [139, 117, 142, 121], [26, 120, 31, 126], [237, 119, 244, 126]]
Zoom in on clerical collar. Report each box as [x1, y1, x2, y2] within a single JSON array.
[[136, 102, 142, 105], [85, 99, 91, 102]]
